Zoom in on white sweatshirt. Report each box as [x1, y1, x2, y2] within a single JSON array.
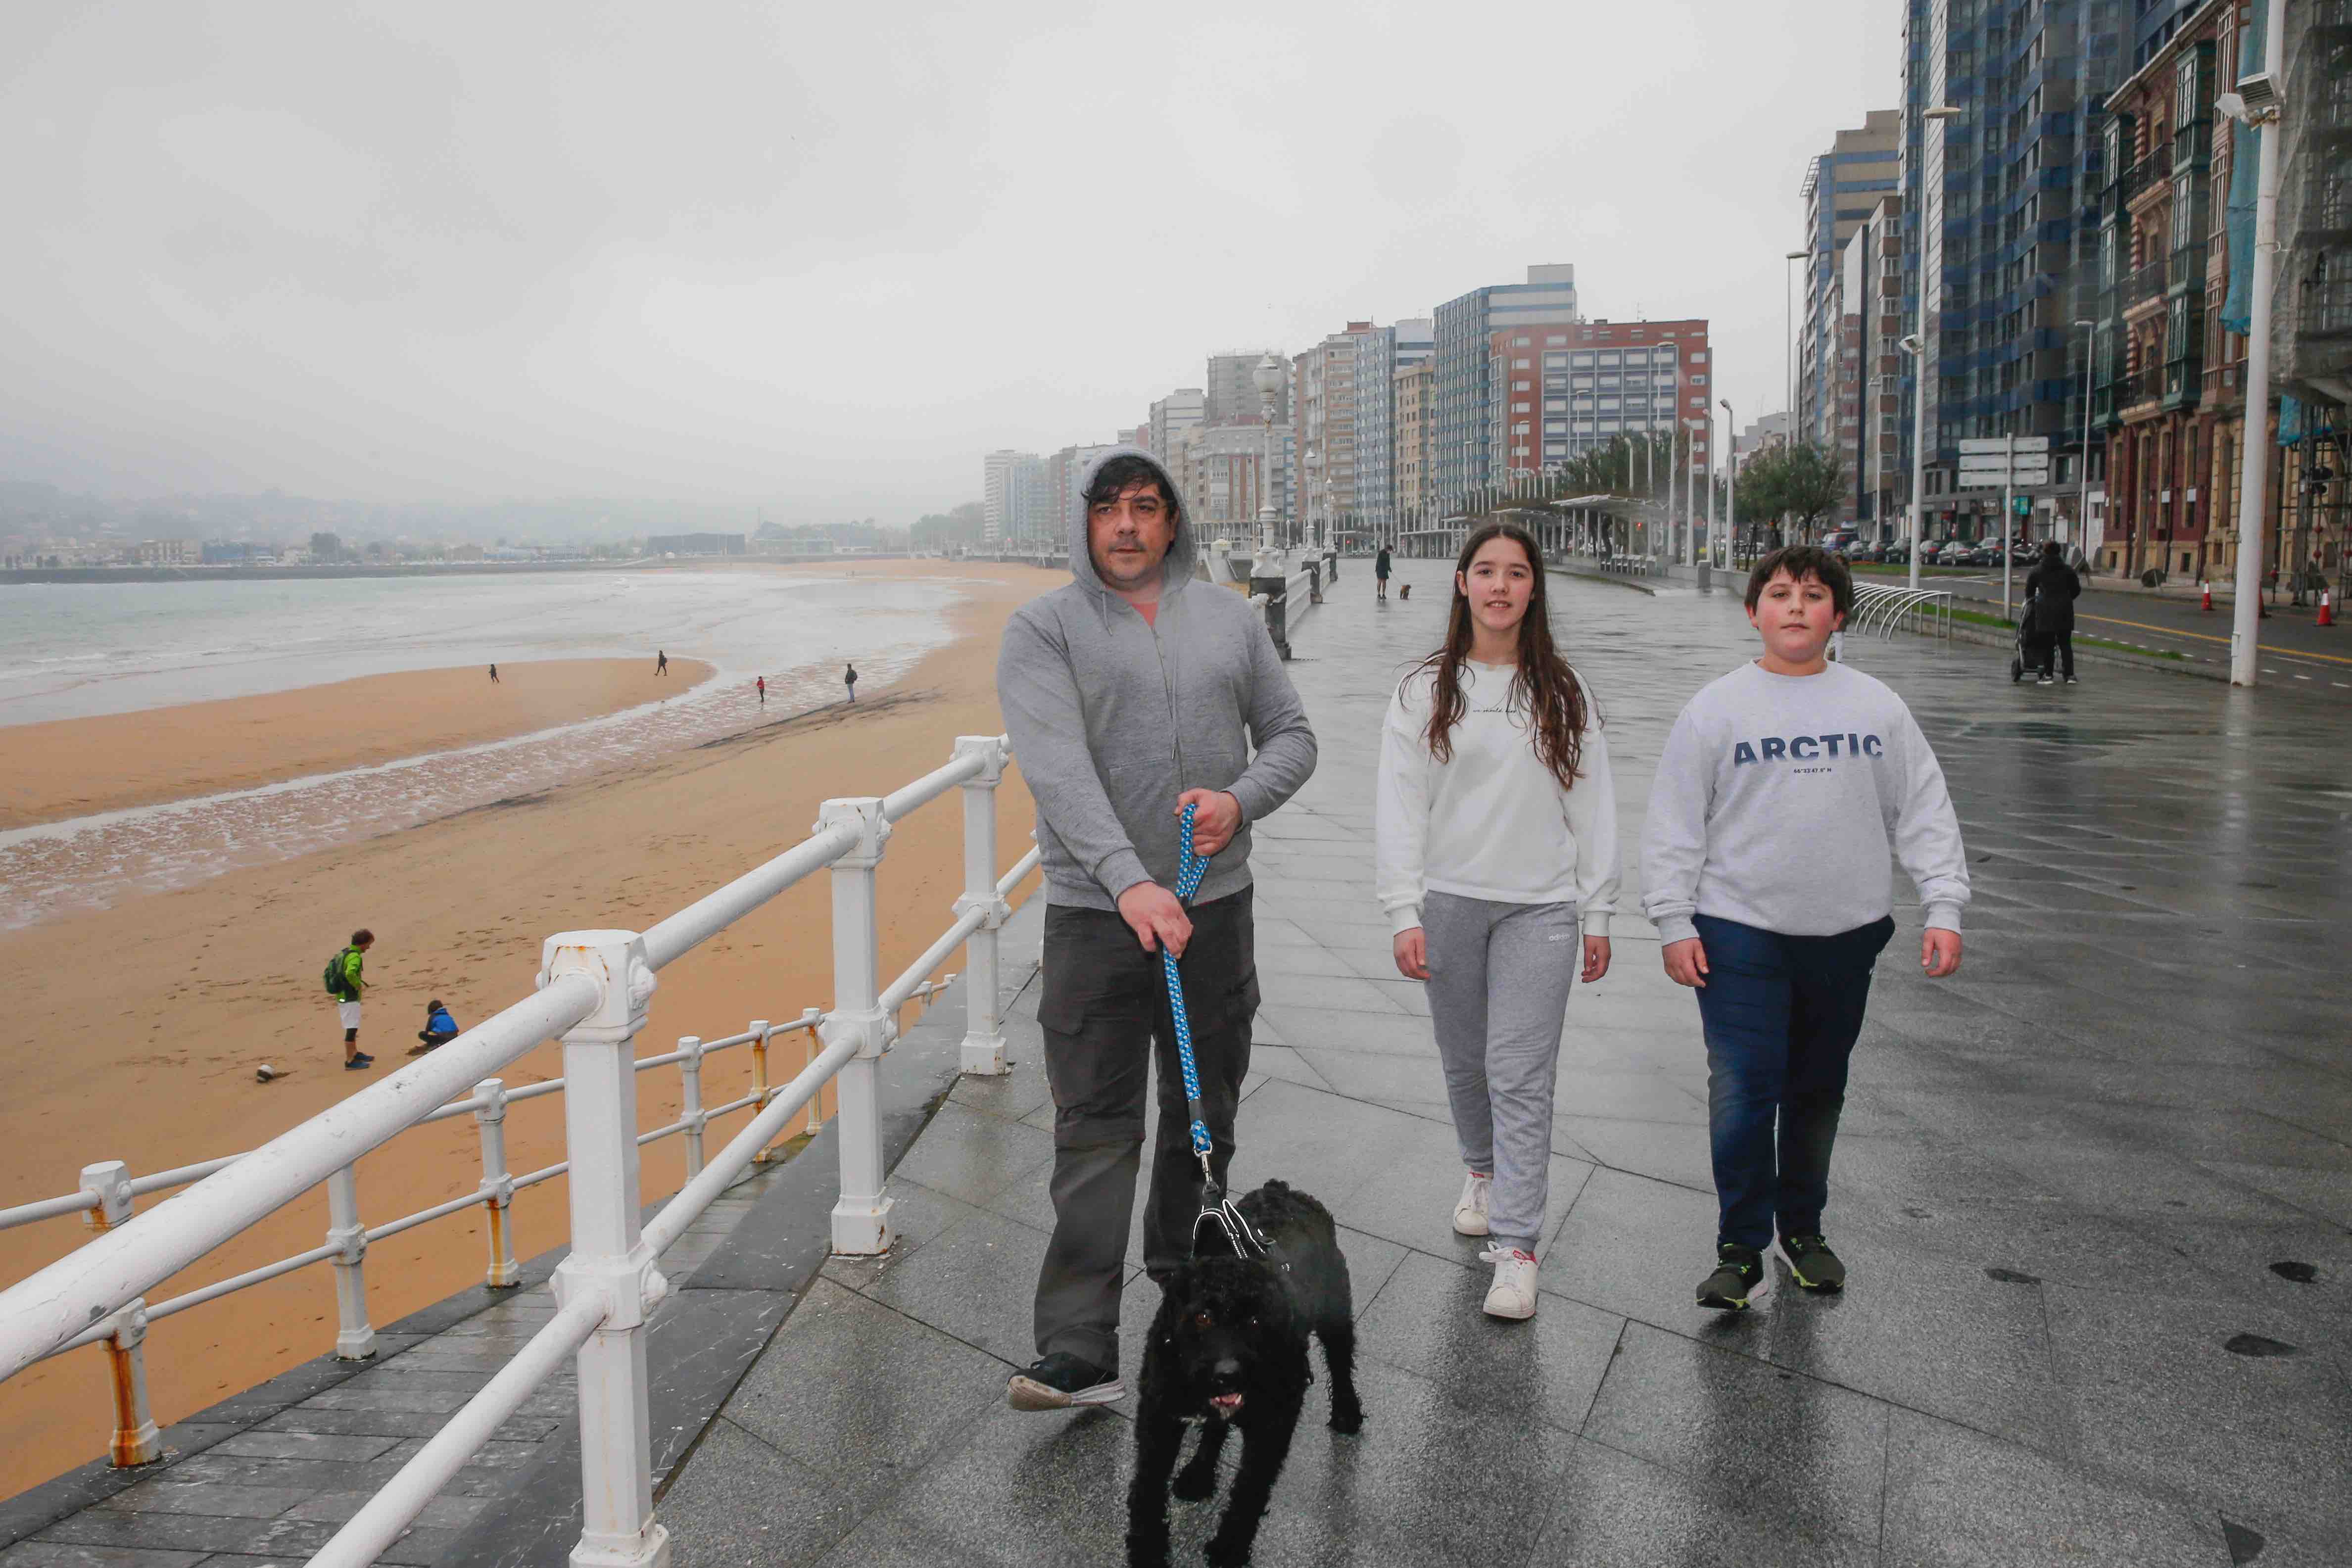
[[1375, 661, 1621, 937], [1639, 660, 1970, 944]]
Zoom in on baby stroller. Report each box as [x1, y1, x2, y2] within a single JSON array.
[[2010, 589, 2055, 683]]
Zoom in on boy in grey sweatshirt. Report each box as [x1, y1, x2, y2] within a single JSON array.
[[997, 447, 1316, 1411], [1641, 546, 1968, 1311]]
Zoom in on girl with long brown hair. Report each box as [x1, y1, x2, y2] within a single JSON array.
[[1373, 522, 1619, 1319]]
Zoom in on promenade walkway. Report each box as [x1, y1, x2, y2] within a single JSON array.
[[647, 560, 2350, 1567], [5, 557, 2345, 1567]]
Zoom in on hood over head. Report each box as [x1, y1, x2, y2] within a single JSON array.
[[1068, 444, 1199, 596]]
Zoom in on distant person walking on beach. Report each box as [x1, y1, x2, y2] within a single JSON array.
[[656, 650, 670, 676], [327, 929, 375, 1070], [843, 663, 858, 703], [997, 446, 1317, 1412], [756, 675, 767, 706], [488, 664, 499, 683], [1376, 544, 1392, 600]]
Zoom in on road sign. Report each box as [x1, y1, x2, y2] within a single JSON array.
[[1957, 468, 2050, 489], [1959, 436, 2049, 454]]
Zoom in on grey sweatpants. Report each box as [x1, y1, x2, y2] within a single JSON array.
[[1421, 892, 1578, 1253]]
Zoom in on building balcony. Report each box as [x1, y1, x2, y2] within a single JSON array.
[[2117, 261, 2168, 317], [2168, 243, 2208, 293]]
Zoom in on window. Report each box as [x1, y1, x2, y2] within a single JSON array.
[[1690, 351, 1708, 364], [1512, 358, 1532, 369], [1512, 335, 1532, 346], [1571, 352, 1596, 366], [1512, 379, 1532, 391], [1691, 374, 1708, 386]]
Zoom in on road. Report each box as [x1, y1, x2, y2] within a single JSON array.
[[1884, 568, 2352, 697]]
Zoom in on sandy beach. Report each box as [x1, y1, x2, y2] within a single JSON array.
[[0, 657, 715, 830], [0, 559, 1050, 1494]]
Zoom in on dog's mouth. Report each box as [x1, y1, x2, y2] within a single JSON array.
[[1207, 1392, 1244, 1419]]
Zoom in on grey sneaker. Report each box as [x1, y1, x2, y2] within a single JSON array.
[[1008, 1352, 1123, 1411], [1780, 1234, 1846, 1293], [1696, 1242, 1763, 1311]]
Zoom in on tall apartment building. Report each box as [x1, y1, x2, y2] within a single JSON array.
[[1432, 265, 1580, 499], [1847, 196, 1910, 535], [1484, 317, 1713, 468], [1166, 420, 1294, 543], [1008, 453, 1053, 547], [1351, 318, 1434, 536], [1292, 322, 1377, 538], [1394, 360, 1434, 519], [1148, 389, 1205, 461], [1799, 112, 1902, 451], [981, 449, 1033, 545], [1204, 352, 1291, 426], [1899, 0, 2128, 539]]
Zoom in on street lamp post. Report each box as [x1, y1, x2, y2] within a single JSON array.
[[1252, 353, 1285, 568], [1907, 104, 1964, 591], [1785, 250, 1809, 447], [2221, 1, 2289, 687], [2072, 318, 2097, 554], [1720, 399, 1736, 569]]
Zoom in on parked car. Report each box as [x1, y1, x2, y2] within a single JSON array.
[[1821, 529, 1860, 554], [1880, 540, 1910, 565]]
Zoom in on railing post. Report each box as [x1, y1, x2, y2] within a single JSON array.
[[818, 798, 895, 1256], [326, 1164, 376, 1361], [953, 736, 1013, 1076], [676, 1037, 706, 1181], [81, 1161, 160, 1467], [541, 930, 670, 1568], [474, 1078, 520, 1288], [747, 1019, 775, 1165], [796, 1007, 824, 1136]]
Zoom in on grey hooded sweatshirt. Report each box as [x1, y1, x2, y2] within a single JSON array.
[[997, 446, 1317, 910]]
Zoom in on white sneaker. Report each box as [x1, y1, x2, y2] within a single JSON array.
[[1480, 1247, 1538, 1319], [1452, 1171, 1492, 1236]]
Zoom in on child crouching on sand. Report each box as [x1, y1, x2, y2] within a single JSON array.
[[1640, 545, 1968, 1312]]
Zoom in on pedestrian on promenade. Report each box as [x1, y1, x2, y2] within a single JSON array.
[[1374, 521, 1619, 1320], [843, 663, 857, 703], [1375, 543, 1393, 601], [488, 664, 499, 683], [2024, 540, 2080, 685], [756, 675, 766, 706], [997, 446, 1317, 1411], [656, 650, 669, 676], [329, 929, 376, 1071], [1642, 545, 1968, 1312]]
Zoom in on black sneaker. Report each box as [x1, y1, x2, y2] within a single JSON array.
[[345, 1054, 375, 1071], [1008, 1352, 1123, 1411], [1696, 1242, 1763, 1311], [1780, 1234, 1846, 1293]]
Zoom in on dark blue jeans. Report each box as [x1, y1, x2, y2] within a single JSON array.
[[1692, 913, 1895, 1251]]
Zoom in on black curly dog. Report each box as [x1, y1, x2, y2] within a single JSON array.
[[1126, 1180, 1364, 1568]]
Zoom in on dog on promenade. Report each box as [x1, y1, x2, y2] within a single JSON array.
[[1397, 582, 1412, 600], [1126, 1180, 1364, 1568]]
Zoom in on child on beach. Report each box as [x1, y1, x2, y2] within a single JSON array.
[[1376, 521, 1619, 1320], [413, 998, 458, 1054], [1641, 545, 1968, 1311]]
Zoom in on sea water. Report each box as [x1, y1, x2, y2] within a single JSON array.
[[0, 569, 978, 927]]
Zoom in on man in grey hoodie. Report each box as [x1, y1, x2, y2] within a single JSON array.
[[998, 447, 1317, 1411]]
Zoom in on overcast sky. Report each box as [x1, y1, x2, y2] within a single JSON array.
[[2, 1, 1901, 523]]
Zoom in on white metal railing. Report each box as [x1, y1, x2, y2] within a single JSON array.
[[1847, 583, 1955, 640], [0, 734, 1040, 1568]]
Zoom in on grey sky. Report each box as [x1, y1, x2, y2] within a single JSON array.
[[2, 1, 1900, 523]]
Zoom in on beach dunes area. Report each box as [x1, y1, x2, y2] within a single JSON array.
[[0, 559, 1049, 1495], [0, 657, 715, 831]]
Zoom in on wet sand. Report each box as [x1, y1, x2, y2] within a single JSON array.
[[0, 657, 716, 831], [0, 559, 1054, 1495]]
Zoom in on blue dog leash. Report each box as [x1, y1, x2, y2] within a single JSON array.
[[1165, 802, 1270, 1261]]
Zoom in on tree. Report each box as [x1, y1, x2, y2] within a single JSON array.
[[1735, 443, 1848, 540], [308, 531, 345, 561]]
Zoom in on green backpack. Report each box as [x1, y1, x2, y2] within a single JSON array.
[[323, 948, 355, 999]]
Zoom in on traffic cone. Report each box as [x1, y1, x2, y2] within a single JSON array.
[[2320, 590, 2335, 628], [2201, 580, 2213, 612]]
